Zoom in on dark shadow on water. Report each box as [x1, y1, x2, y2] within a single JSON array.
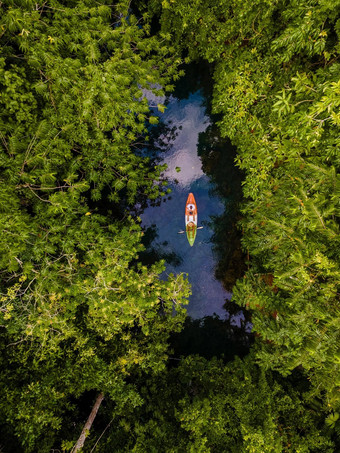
[[197, 122, 247, 291], [170, 309, 253, 361], [172, 61, 215, 105]]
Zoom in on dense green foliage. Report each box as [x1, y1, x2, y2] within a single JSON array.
[[96, 355, 333, 452], [0, 1, 189, 450], [0, 0, 339, 451]]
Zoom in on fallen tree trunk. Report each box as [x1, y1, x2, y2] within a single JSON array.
[[72, 392, 104, 453]]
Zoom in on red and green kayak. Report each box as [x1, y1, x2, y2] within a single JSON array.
[[185, 193, 197, 246]]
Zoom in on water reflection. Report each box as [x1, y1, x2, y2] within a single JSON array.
[[162, 95, 207, 186]]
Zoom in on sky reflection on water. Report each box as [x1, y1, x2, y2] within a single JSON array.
[[162, 96, 206, 186]]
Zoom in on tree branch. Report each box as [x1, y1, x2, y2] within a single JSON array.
[[72, 393, 104, 453]]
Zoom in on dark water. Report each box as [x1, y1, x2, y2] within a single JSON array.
[[141, 91, 232, 318]]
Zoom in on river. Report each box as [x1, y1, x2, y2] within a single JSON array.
[[140, 65, 250, 331]]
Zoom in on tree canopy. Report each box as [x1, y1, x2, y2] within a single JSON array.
[[0, 0, 339, 451], [115, 355, 335, 452]]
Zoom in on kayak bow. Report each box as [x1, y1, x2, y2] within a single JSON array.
[[185, 193, 197, 246]]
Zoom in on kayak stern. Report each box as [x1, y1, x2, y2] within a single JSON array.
[[186, 223, 197, 246]]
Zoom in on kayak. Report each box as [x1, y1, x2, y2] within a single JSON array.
[[185, 193, 197, 246]]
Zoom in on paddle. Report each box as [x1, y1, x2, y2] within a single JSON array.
[[177, 226, 204, 234]]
